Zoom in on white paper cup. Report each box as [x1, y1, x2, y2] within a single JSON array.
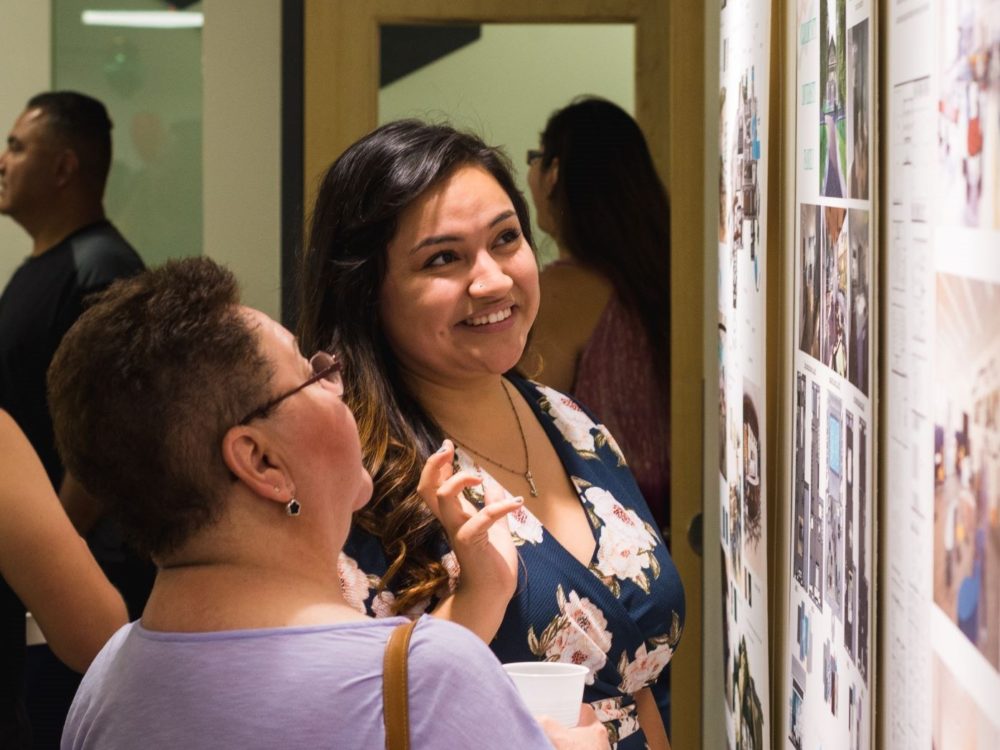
[[502, 661, 589, 727]]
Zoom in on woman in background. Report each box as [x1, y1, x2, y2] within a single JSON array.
[[0, 412, 126, 748], [298, 120, 683, 749], [522, 97, 672, 537]]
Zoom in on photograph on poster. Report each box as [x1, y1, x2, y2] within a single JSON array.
[[820, 0, 847, 197], [788, 369, 828, 609], [809, 379, 825, 609], [937, 0, 1000, 229], [849, 209, 870, 396], [933, 272, 1000, 672], [720, 322, 729, 479], [720, 86, 730, 245], [843, 412, 871, 683], [785, 372, 872, 749], [733, 635, 765, 750], [821, 206, 849, 379], [799, 204, 822, 359], [932, 652, 1000, 748], [743, 388, 763, 552], [825, 393, 845, 625], [732, 66, 763, 295], [793, 372, 810, 588], [848, 18, 870, 200], [743, 382, 768, 580], [722, 547, 733, 707]]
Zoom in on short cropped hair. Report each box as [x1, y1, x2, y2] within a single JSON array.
[[48, 257, 274, 558], [28, 91, 113, 191]]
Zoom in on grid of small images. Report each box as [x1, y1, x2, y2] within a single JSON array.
[[718, 0, 773, 745], [785, 0, 875, 747]]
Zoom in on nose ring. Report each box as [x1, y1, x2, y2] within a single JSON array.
[[476, 281, 485, 290]]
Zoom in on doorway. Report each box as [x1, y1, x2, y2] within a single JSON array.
[[303, 3, 704, 746]]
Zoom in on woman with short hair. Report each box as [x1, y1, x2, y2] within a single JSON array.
[[49, 257, 604, 749]]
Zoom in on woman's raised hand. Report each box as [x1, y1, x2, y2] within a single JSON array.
[[418, 439, 522, 639]]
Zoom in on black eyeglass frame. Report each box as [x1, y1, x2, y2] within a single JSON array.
[[237, 351, 342, 426], [526, 148, 544, 166]]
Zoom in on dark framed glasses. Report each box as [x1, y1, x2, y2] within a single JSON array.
[[238, 351, 343, 426], [526, 149, 544, 166]]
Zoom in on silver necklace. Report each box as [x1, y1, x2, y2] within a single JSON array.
[[448, 380, 538, 497]]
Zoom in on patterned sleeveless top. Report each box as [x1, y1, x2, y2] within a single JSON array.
[[574, 295, 670, 533]]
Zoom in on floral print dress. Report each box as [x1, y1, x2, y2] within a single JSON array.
[[340, 377, 685, 748]]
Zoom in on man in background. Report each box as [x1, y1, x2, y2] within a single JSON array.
[[0, 91, 152, 749]]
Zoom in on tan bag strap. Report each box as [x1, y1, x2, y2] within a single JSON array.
[[383, 618, 419, 750]]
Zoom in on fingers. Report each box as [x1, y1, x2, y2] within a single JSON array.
[[419, 439, 523, 547], [537, 714, 610, 750], [451, 495, 523, 546], [577, 704, 600, 727], [433, 471, 485, 531], [418, 440, 486, 532], [417, 439, 457, 507]]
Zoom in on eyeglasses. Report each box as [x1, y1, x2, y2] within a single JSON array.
[[238, 351, 343, 426], [526, 149, 544, 166]]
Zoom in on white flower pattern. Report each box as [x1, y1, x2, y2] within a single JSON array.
[[528, 585, 613, 684], [617, 640, 676, 694], [454, 450, 544, 545], [591, 698, 641, 747], [337, 552, 374, 614], [538, 384, 599, 455], [339, 378, 683, 750], [583, 486, 661, 594]]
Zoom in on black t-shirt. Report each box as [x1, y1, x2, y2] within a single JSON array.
[[0, 220, 145, 746]]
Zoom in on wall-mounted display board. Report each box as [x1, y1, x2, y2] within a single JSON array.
[[783, 0, 876, 748], [718, 0, 773, 746], [884, 0, 1000, 747]]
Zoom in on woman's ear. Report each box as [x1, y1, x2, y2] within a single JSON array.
[[222, 426, 294, 508]]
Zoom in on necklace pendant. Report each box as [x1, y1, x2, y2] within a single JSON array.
[[525, 470, 539, 497]]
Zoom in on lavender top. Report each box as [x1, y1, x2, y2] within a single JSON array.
[[62, 616, 553, 750]]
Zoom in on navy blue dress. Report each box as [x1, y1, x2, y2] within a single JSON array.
[[341, 378, 685, 748]]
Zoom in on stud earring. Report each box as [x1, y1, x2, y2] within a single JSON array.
[[285, 497, 301, 516]]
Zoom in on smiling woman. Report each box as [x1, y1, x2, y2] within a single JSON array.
[[297, 120, 685, 750], [379, 164, 539, 385]]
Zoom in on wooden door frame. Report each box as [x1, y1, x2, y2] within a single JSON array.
[[303, 3, 704, 747]]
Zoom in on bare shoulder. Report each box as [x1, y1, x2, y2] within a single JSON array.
[[539, 261, 612, 301], [536, 262, 613, 330], [524, 262, 614, 392]]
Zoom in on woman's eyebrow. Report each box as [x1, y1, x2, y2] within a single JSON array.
[[409, 233, 461, 255], [489, 210, 516, 227], [408, 210, 517, 255]]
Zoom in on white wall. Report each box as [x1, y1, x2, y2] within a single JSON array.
[[0, 0, 282, 321], [202, 0, 282, 321], [0, 0, 51, 284], [379, 23, 634, 264]]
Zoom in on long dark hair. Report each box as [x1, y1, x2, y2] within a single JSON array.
[[540, 96, 671, 380], [297, 120, 533, 612]]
